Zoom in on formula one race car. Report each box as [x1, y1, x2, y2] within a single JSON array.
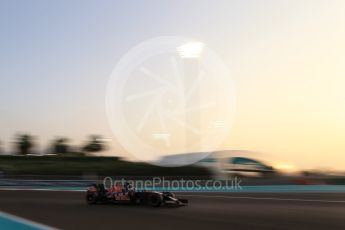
[[86, 183, 188, 207]]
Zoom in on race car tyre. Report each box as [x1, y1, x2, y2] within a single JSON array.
[[86, 192, 98, 205], [133, 196, 141, 204], [148, 193, 162, 207]]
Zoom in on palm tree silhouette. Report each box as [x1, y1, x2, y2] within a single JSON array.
[[83, 135, 105, 153], [17, 134, 34, 155], [53, 138, 69, 154]]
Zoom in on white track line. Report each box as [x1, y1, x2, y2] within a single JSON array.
[[0, 211, 58, 230], [180, 194, 345, 203]]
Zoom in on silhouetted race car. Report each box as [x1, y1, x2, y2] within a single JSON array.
[[86, 183, 188, 207]]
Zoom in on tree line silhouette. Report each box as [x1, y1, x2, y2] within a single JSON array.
[[0, 134, 106, 156]]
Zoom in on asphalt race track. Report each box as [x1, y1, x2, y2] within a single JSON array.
[[0, 190, 344, 230]]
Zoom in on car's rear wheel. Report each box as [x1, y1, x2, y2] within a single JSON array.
[[133, 196, 141, 204], [86, 192, 98, 205], [148, 193, 162, 207]]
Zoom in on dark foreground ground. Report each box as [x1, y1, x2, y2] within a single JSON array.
[[0, 190, 344, 230]]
